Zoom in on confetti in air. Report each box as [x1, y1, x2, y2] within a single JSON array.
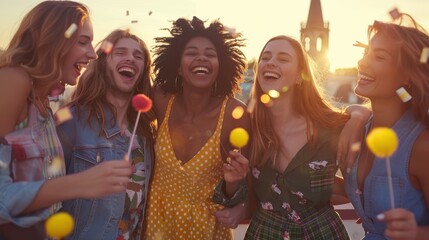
[[350, 142, 361, 152], [131, 20, 138, 24], [388, 7, 401, 21], [232, 106, 244, 119], [396, 87, 412, 102], [55, 107, 73, 124], [420, 47, 429, 63], [64, 23, 78, 39], [126, 10, 129, 16], [100, 40, 114, 54], [148, 11, 152, 16], [47, 156, 65, 176], [0, 160, 8, 169], [223, 25, 239, 38]]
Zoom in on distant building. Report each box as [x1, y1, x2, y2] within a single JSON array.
[[301, 0, 330, 75]]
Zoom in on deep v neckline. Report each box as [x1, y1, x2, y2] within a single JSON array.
[[163, 96, 226, 165]]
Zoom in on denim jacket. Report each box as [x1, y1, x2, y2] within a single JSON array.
[[56, 104, 154, 240]]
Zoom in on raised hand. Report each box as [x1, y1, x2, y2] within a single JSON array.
[[223, 150, 249, 185]]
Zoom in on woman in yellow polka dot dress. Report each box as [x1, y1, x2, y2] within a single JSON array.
[[143, 17, 251, 240]]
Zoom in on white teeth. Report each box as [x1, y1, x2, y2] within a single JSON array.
[[118, 67, 136, 75], [358, 73, 374, 81], [264, 71, 280, 79], [192, 67, 209, 74]]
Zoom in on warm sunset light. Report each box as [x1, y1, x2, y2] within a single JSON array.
[[1, 0, 428, 71]]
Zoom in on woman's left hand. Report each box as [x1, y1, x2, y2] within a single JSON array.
[[213, 203, 247, 229]]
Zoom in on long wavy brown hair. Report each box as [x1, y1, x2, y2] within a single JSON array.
[[153, 16, 246, 97], [69, 29, 156, 139], [250, 35, 350, 167], [367, 14, 429, 127], [0, 1, 89, 92]]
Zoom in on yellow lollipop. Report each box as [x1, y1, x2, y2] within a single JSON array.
[[229, 128, 249, 148], [366, 127, 398, 158], [45, 212, 74, 239]]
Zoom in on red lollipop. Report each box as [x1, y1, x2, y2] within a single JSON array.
[[132, 94, 152, 112], [127, 94, 152, 160]]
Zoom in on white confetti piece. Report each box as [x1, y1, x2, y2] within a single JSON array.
[[223, 25, 239, 38], [420, 47, 429, 63], [100, 40, 114, 54], [351, 142, 361, 152], [0, 160, 8, 169], [388, 7, 401, 21], [56, 107, 73, 124], [64, 23, 78, 39], [47, 156, 64, 176]]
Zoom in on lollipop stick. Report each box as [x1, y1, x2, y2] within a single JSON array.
[[126, 111, 141, 161], [385, 157, 395, 209]]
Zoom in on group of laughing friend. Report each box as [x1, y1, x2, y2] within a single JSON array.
[[0, 1, 429, 240]]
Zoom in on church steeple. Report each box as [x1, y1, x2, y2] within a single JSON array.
[[301, 0, 330, 74], [306, 0, 324, 28]]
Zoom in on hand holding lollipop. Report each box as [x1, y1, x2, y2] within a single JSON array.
[[366, 127, 398, 209], [127, 94, 152, 160]]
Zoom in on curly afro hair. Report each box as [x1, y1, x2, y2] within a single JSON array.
[[152, 16, 246, 97]]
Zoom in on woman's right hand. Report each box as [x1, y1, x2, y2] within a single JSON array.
[[223, 150, 249, 185], [77, 159, 132, 198]]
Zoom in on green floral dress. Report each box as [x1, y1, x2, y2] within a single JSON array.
[[245, 126, 350, 240]]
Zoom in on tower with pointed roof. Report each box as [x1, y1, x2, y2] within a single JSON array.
[[301, 0, 330, 74]]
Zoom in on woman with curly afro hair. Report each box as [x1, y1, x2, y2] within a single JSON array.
[[143, 16, 251, 239]]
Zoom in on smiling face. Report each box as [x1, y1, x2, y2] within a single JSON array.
[[106, 38, 146, 94], [62, 19, 97, 87], [355, 32, 405, 100], [178, 36, 219, 91], [257, 39, 300, 95]]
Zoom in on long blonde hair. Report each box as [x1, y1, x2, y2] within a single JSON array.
[[250, 35, 349, 167], [0, 1, 89, 91]]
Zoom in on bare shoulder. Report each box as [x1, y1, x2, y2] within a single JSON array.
[[0, 67, 32, 135], [153, 85, 172, 123]]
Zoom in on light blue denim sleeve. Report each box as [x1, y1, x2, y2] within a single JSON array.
[[0, 144, 50, 227]]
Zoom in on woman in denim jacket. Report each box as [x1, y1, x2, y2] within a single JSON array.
[[0, 2, 130, 239], [56, 29, 156, 240]]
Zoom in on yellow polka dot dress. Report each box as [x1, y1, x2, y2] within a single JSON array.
[[144, 96, 232, 240]]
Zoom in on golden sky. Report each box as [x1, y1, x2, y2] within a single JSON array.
[[1, 0, 428, 71]]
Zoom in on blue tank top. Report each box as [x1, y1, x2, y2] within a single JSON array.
[[345, 109, 429, 239]]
